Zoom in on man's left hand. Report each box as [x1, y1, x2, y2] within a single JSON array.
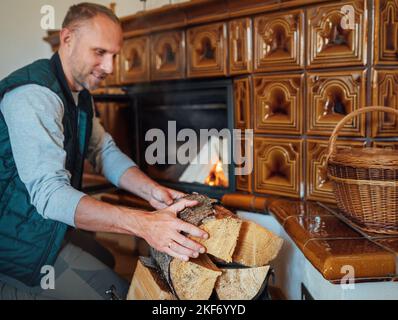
[[149, 185, 185, 210]]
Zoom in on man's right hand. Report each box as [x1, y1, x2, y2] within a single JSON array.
[[139, 198, 209, 261]]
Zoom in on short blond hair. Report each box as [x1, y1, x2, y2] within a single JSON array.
[[62, 2, 120, 29]]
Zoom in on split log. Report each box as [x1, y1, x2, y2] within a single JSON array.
[[189, 214, 242, 262], [127, 257, 176, 300], [215, 266, 270, 300], [232, 220, 283, 267], [211, 204, 283, 266], [170, 254, 222, 300]]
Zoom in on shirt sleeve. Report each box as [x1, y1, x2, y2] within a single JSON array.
[[86, 103, 136, 187], [0, 84, 86, 227]]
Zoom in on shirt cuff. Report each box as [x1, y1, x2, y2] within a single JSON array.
[[44, 186, 86, 227], [103, 153, 136, 188]]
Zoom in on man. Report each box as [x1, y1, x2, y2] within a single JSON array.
[[0, 3, 208, 300]]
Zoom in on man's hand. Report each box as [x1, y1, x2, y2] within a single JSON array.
[[140, 198, 208, 261], [118, 167, 186, 210], [149, 185, 185, 210]]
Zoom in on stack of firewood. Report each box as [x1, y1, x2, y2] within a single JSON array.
[[127, 194, 283, 300]]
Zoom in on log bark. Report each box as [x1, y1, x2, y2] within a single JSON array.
[[177, 194, 218, 225], [215, 266, 270, 300], [127, 257, 176, 300]]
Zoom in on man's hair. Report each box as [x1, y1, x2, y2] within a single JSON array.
[[62, 2, 120, 29]]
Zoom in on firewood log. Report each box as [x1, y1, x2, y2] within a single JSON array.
[[170, 254, 222, 300], [232, 220, 283, 267], [148, 194, 240, 299], [127, 257, 176, 300], [212, 204, 283, 266], [215, 266, 270, 300], [188, 214, 242, 262]]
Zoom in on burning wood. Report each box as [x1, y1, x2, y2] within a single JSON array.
[[127, 194, 283, 300], [204, 160, 228, 187], [179, 136, 229, 187]]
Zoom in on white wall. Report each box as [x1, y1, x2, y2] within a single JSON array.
[[0, 0, 188, 79]]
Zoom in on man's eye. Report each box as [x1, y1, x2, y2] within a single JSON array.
[[96, 50, 105, 56]]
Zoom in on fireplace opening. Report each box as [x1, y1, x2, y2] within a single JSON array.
[[127, 79, 235, 198]]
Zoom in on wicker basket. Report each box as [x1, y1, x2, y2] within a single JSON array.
[[326, 106, 398, 235]]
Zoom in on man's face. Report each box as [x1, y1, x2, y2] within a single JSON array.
[[64, 15, 123, 91]]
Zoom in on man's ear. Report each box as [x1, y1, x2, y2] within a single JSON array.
[[59, 28, 73, 48]]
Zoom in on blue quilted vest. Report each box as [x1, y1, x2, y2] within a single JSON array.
[[0, 53, 93, 286]]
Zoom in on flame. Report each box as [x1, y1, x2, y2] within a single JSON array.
[[205, 160, 228, 187]]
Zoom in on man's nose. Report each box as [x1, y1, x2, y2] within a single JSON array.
[[101, 56, 114, 74]]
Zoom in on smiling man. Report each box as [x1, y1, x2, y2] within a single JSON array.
[[0, 3, 208, 300]]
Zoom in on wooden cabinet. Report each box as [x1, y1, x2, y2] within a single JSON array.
[[187, 22, 228, 78], [254, 10, 304, 72], [307, 0, 367, 68], [254, 137, 303, 198], [307, 70, 366, 137], [150, 30, 186, 81], [120, 36, 150, 84], [375, 0, 398, 65], [371, 70, 398, 137], [229, 18, 253, 75], [234, 78, 251, 129], [254, 74, 303, 135], [306, 139, 366, 203]]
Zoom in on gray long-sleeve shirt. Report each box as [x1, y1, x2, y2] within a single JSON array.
[[0, 84, 136, 227]]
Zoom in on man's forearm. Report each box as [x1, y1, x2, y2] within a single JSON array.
[[74, 195, 148, 237], [74, 195, 208, 262], [118, 166, 160, 202]]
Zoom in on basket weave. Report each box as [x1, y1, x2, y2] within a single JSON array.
[[326, 106, 398, 235]]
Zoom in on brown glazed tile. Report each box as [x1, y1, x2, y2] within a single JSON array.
[[254, 137, 303, 198], [284, 215, 363, 250], [268, 198, 332, 226], [303, 239, 396, 281]]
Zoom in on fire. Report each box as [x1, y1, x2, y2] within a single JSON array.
[[205, 160, 228, 187]]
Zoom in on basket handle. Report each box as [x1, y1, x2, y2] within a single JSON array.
[[326, 106, 398, 164]]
